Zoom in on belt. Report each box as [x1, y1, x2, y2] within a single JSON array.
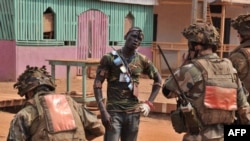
[[108, 107, 141, 114]]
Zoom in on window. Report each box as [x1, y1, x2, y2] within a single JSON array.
[[64, 41, 76, 46], [210, 5, 222, 13], [43, 7, 55, 39], [212, 17, 231, 44], [109, 41, 118, 46], [153, 14, 158, 41]]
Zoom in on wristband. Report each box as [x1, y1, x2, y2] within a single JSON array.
[[145, 100, 154, 109]]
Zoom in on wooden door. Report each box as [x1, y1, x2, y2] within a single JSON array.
[[77, 10, 108, 75]]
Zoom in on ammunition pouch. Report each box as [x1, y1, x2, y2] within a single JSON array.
[[170, 103, 201, 135], [170, 108, 187, 133], [182, 108, 201, 135]]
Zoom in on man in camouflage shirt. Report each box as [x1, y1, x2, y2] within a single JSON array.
[[162, 23, 250, 141], [7, 66, 104, 141], [93, 27, 162, 141], [229, 14, 250, 103]]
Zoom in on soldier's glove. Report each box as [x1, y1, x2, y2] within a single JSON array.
[[140, 101, 154, 117]]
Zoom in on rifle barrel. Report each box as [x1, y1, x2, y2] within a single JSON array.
[[157, 45, 188, 106]]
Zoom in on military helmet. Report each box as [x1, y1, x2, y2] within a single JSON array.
[[13, 65, 56, 97], [182, 23, 220, 50], [231, 14, 250, 36]]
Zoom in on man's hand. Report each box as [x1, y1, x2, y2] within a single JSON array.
[[100, 110, 112, 129], [140, 103, 151, 117]]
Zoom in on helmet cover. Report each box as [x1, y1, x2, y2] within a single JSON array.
[[182, 23, 220, 48], [231, 14, 250, 36], [13, 65, 56, 97]]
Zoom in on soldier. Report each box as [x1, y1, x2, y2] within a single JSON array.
[[162, 23, 250, 141], [7, 65, 104, 141], [93, 27, 162, 141], [229, 13, 250, 103]]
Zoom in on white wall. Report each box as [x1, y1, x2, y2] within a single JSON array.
[[154, 4, 192, 43], [154, 4, 250, 44], [153, 3, 250, 73]]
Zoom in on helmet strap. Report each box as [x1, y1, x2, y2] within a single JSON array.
[[25, 91, 35, 100], [194, 50, 199, 59]]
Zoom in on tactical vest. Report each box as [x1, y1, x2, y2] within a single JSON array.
[[238, 48, 250, 91], [230, 40, 250, 94], [192, 58, 238, 125], [29, 93, 86, 141]]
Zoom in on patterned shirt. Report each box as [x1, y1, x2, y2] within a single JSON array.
[[97, 49, 158, 111]]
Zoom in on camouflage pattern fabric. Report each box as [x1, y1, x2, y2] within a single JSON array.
[[13, 66, 56, 97], [7, 103, 37, 140], [7, 92, 104, 141], [162, 53, 249, 141], [229, 40, 250, 98], [229, 51, 248, 80], [182, 23, 220, 47], [96, 49, 159, 111], [231, 14, 250, 36]]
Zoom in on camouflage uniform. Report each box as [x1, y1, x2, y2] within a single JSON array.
[[229, 14, 250, 102], [162, 23, 250, 141], [163, 53, 249, 141], [97, 49, 158, 112], [7, 66, 104, 141], [7, 93, 104, 141]]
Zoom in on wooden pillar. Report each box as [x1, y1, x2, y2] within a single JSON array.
[[191, 0, 198, 24], [220, 5, 225, 58], [203, 0, 208, 23], [192, 0, 208, 24]]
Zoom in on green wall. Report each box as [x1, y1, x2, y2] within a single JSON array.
[[9, 0, 154, 46], [76, 0, 154, 45], [0, 0, 15, 40]]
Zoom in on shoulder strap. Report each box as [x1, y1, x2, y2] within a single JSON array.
[[231, 40, 250, 54], [192, 59, 208, 79], [33, 91, 54, 117], [192, 58, 236, 81], [239, 48, 250, 80], [240, 48, 250, 60], [34, 92, 44, 117]]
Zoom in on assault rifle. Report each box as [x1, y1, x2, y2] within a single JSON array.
[[157, 45, 201, 134], [156, 45, 189, 107]]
